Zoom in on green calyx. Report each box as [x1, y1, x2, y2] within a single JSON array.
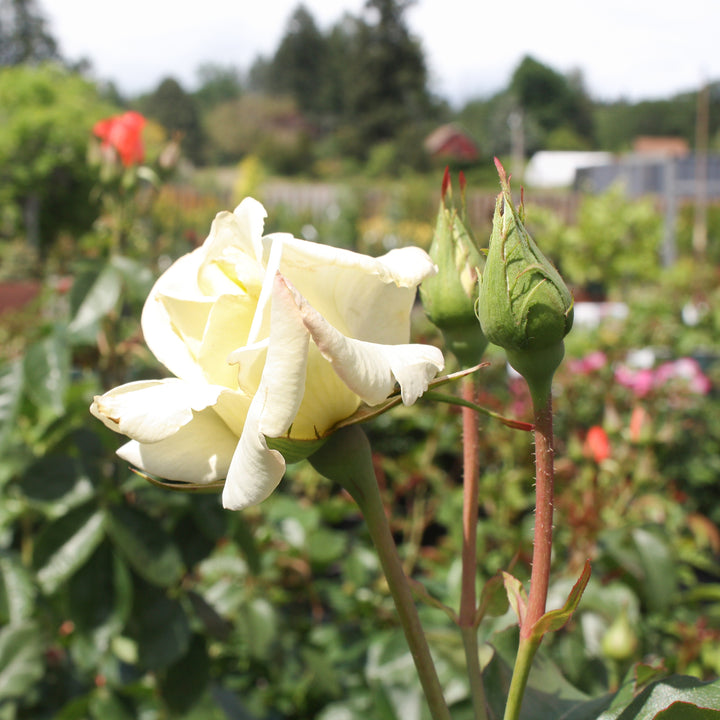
[[479, 160, 573, 398], [420, 168, 488, 367]]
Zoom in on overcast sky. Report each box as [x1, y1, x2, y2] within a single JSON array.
[[41, 0, 718, 106]]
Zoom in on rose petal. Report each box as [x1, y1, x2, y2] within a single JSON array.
[[222, 390, 285, 510], [117, 406, 238, 484], [256, 274, 310, 436], [202, 197, 267, 268], [292, 285, 444, 406], [90, 379, 224, 444], [276, 239, 436, 344], [197, 293, 256, 388], [142, 251, 209, 382], [221, 274, 312, 509]]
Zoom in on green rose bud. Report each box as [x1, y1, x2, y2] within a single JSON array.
[[478, 159, 573, 403], [420, 168, 488, 366]]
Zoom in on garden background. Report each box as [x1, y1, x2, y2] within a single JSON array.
[[1, 0, 720, 717]]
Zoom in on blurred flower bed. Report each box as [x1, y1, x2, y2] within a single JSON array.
[[1, 131, 720, 716]]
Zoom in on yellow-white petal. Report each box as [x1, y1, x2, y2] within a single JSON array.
[[90, 379, 225, 444], [276, 239, 436, 345], [222, 274, 311, 509], [117, 406, 238, 484], [222, 389, 285, 510], [293, 286, 444, 406], [142, 251, 209, 383]]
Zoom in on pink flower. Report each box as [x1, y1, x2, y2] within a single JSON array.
[[93, 111, 146, 167], [656, 358, 712, 396], [568, 350, 607, 375], [614, 365, 655, 397]]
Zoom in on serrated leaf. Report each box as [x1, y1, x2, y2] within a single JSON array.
[[105, 504, 185, 587], [34, 503, 106, 595], [0, 622, 44, 701]]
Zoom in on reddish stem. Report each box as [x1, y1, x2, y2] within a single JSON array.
[[522, 396, 554, 638], [459, 376, 480, 627]]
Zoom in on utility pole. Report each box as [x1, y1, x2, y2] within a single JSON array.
[[692, 82, 710, 259]]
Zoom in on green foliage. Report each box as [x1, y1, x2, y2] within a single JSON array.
[[1, 163, 720, 719], [0, 64, 116, 248], [526, 185, 663, 293]]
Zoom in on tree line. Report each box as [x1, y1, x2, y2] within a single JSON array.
[[3, 0, 720, 177]]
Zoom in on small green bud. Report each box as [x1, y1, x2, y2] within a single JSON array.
[[478, 159, 573, 402], [601, 606, 638, 662], [420, 168, 488, 366]]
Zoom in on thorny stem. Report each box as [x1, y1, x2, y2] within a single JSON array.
[[523, 394, 554, 636], [503, 391, 555, 720], [459, 377, 489, 720]]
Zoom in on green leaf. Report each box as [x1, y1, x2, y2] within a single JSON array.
[[0, 622, 44, 702], [503, 572, 528, 627], [33, 502, 106, 595], [68, 262, 122, 341], [476, 574, 509, 625], [0, 359, 23, 455], [600, 526, 677, 613], [19, 454, 96, 516], [105, 504, 185, 587], [655, 703, 720, 719], [597, 675, 720, 719], [88, 689, 136, 720], [129, 582, 190, 670], [531, 560, 592, 638], [0, 552, 36, 625], [159, 634, 210, 714], [108, 256, 154, 304], [68, 541, 133, 639], [23, 330, 70, 416]]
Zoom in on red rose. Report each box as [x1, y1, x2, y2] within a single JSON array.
[[93, 111, 146, 167]]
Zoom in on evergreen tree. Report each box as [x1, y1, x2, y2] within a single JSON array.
[[265, 5, 329, 115], [340, 0, 438, 157], [510, 55, 595, 151], [0, 0, 59, 66], [139, 77, 204, 164], [194, 63, 243, 109]]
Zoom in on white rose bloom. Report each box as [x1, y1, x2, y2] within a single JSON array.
[[91, 198, 444, 510]]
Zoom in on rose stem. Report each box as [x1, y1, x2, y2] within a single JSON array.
[[459, 376, 489, 720], [310, 427, 451, 720], [503, 392, 555, 720]]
